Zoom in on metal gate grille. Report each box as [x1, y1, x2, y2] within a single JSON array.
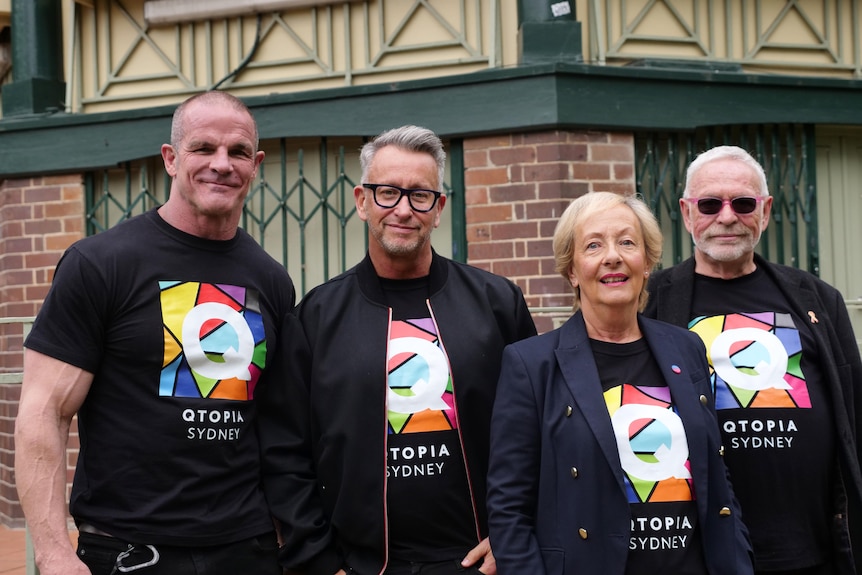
[[635, 124, 818, 274], [85, 137, 460, 296]]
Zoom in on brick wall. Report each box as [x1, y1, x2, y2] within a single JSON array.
[[0, 175, 85, 526], [463, 129, 636, 333]]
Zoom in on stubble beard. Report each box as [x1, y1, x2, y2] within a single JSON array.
[[692, 226, 761, 263], [370, 224, 431, 258]]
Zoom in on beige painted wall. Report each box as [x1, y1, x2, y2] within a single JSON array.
[[816, 127, 862, 353], [51, 0, 862, 114]]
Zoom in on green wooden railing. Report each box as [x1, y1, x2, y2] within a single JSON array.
[[588, 0, 862, 78]]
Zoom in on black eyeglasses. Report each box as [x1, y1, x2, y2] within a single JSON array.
[[682, 196, 764, 215], [362, 183, 442, 213]]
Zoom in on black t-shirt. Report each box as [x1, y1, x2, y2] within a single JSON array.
[[381, 277, 477, 562], [24, 209, 295, 546], [690, 268, 834, 570], [592, 338, 707, 575]]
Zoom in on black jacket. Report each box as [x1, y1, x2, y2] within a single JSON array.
[[488, 312, 753, 575], [644, 254, 862, 574], [260, 252, 537, 575]]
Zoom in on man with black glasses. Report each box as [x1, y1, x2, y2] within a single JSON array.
[[644, 145, 862, 575], [259, 125, 536, 575]]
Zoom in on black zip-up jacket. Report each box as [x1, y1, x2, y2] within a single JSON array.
[[644, 254, 862, 574], [260, 252, 537, 575]]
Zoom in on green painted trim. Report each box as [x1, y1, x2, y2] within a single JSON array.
[[3, 0, 65, 117], [448, 139, 467, 264], [2, 63, 862, 177], [804, 123, 819, 276], [2, 78, 66, 117], [519, 22, 583, 65]]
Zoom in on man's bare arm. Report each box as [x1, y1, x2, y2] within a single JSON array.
[[15, 349, 94, 575]]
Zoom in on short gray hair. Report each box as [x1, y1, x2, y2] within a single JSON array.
[[683, 145, 768, 198], [359, 125, 446, 190]]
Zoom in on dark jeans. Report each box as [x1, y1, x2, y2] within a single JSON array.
[[382, 558, 483, 575], [76, 530, 280, 575]]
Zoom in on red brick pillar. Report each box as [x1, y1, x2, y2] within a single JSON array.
[[463, 130, 635, 334], [0, 174, 85, 526]]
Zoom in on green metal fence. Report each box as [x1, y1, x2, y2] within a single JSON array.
[[85, 137, 462, 296], [635, 124, 817, 273], [85, 125, 817, 295]]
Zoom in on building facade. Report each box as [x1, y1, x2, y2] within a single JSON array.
[[1, 0, 861, 527]]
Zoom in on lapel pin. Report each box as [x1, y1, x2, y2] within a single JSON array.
[[671, 365, 681, 374], [807, 311, 819, 324]]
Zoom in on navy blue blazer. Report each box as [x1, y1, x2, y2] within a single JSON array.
[[487, 312, 753, 575]]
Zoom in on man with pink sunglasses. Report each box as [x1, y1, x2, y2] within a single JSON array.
[[645, 145, 862, 575]]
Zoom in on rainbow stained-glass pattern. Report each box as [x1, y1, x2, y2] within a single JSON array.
[[159, 281, 266, 401], [689, 312, 809, 410], [387, 318, 456, 434], [605, 384, 695, 504]]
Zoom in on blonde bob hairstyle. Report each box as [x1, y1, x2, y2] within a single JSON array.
[[553, 192, 663, 312]]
